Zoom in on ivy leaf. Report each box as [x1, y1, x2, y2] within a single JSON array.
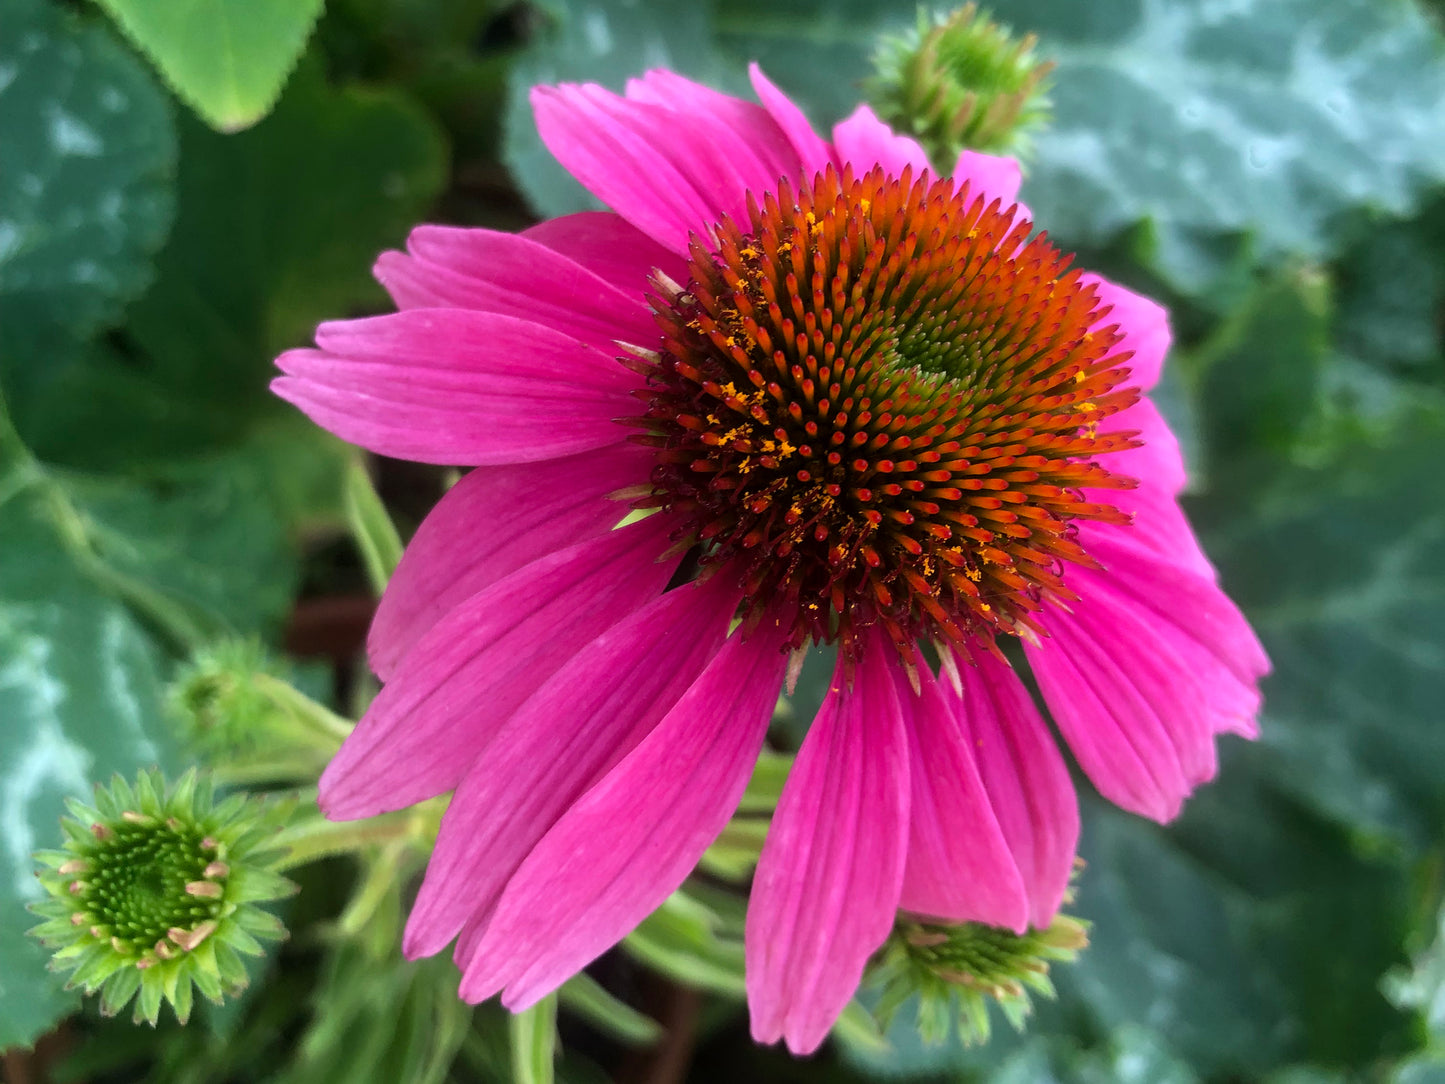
[[11, 61, 448, 470], [92, 0, 325, 132], [0, 0, 175, 366], [0, 480, 173, 1049]]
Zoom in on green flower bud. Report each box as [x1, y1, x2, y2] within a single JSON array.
[[29, 769, 295, 1026], [866, 4, 1055, 167], [168, 640, 352, 781], [868, 908, 1089, 1046]]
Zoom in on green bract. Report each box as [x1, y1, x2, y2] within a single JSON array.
[[869, 909, 1089, 1046], [866, 4, 1054, 167], [29, 769, 294, 1026]]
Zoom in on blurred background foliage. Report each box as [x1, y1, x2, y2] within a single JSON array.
[[2, 0, 1444, 1080]]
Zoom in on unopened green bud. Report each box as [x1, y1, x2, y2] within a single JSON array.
[[867, 4, 1055, 168], [29, 769, 294, 1026], [169, 640, 352, 777], [867, 907, 1089, 1046]]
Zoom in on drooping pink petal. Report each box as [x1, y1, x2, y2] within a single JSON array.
[[747, 63, 834, 180], [461, 623, 792, 1007], [1027, 606, 1204, 824], [1080, 529, 1269, 738], [320, 514, 679, 821], [520, 211, 688, 299], [404, 573, 745, 961], [374, 226, 657, 349], [1088, 396, 1215, 577], [952, 148, 1023, 206], [948, 649, 1079, 929], [368, 442, 655, 681], [1103, 397, 1186, 496], [899, 664, 1029, 932], [832, 103, 932, 180], [624, 69, 802, 198], [273, 311, 636, 465], [532, 84, 759, 255], [746, 628, 910, 1055], [1026, 529, 1267, 821], [1084, 273, 1171, 390]]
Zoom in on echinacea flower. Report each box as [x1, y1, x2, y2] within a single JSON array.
[[273, 65, 1268, 1054]]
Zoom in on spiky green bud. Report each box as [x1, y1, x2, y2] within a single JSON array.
[[868, 909, 1089, 1046], [866, 4, 1055, 168], [29, 769, 295, 1026]]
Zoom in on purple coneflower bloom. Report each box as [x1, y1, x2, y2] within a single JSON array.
[[273, 65, 1268, 1054]]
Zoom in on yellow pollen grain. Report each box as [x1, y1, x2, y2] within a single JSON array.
[[1073, 369, 1087, 383]]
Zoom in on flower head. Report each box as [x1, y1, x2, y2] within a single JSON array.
[[29, 769, 293, 1025], [273, 65, 1268, 1054]]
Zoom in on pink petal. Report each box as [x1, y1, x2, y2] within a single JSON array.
[[949, 649, 1079, 929], [273, 311, 636, 466], [319, 514, 679, 820], [368, 442, 655, 681], [832, 103, 932, 180], [1083, 530, 1269, 737], [1027, 535, 1268, 822], [747, 63, 834, 180], [374, 225, 657, 349], [951, 149, 1023, 206], [1088, 397, 1214, 578], [899, 664, 1030, 932], [1084, 273, 1171, 391], [461, 624, 791, 1007], [404, 573, 745, 960], [1027, 615, 1198, 823], [522, 211, 688, 300], [532, 83, 757, 256], [746, 628, 910, 1055], [1102, 397, 1186, 495], [625, 69, 802, 196]]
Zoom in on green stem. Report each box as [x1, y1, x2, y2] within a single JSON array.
[[271, 809, 422, 872], [253, 672, 355, 748]]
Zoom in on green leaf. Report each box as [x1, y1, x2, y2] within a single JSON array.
[[510, 994, 558, 1084], [1335, 196, 1445, 384], [0, 485, 175, 1049], [12, 60, 448, 470], [622, 890, 747, 997], [1185, 266, 1332, 474], [503, 0, 738, 218], [92, 0, 325, 132], [1384, 900, 1445, 1042], [0, 0, 175, 388], [1194, 407, 1445, 855], [344, 458, 404, 596], [125, 60, 448, 419], [558, 973, 662, 1048]]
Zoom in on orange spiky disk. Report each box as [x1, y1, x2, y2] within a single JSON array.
[[627, 165, 1141, 660]]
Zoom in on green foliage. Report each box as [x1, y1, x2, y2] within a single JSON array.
[[0, 0, 175, 422], [92, 0, 325, 132]]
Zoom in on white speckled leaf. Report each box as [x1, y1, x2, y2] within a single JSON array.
[[0, 0, 175, 351], [0, 490, 172, 1051], [93, 0, 324, 132]]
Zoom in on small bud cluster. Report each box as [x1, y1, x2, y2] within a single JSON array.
[[868, 908, 1089, 1046], [29, 769, 294, 1025], [867, 4, 1055, 167]]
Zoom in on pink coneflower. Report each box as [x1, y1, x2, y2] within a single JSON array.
[[273, 66, 1267, 1054]]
